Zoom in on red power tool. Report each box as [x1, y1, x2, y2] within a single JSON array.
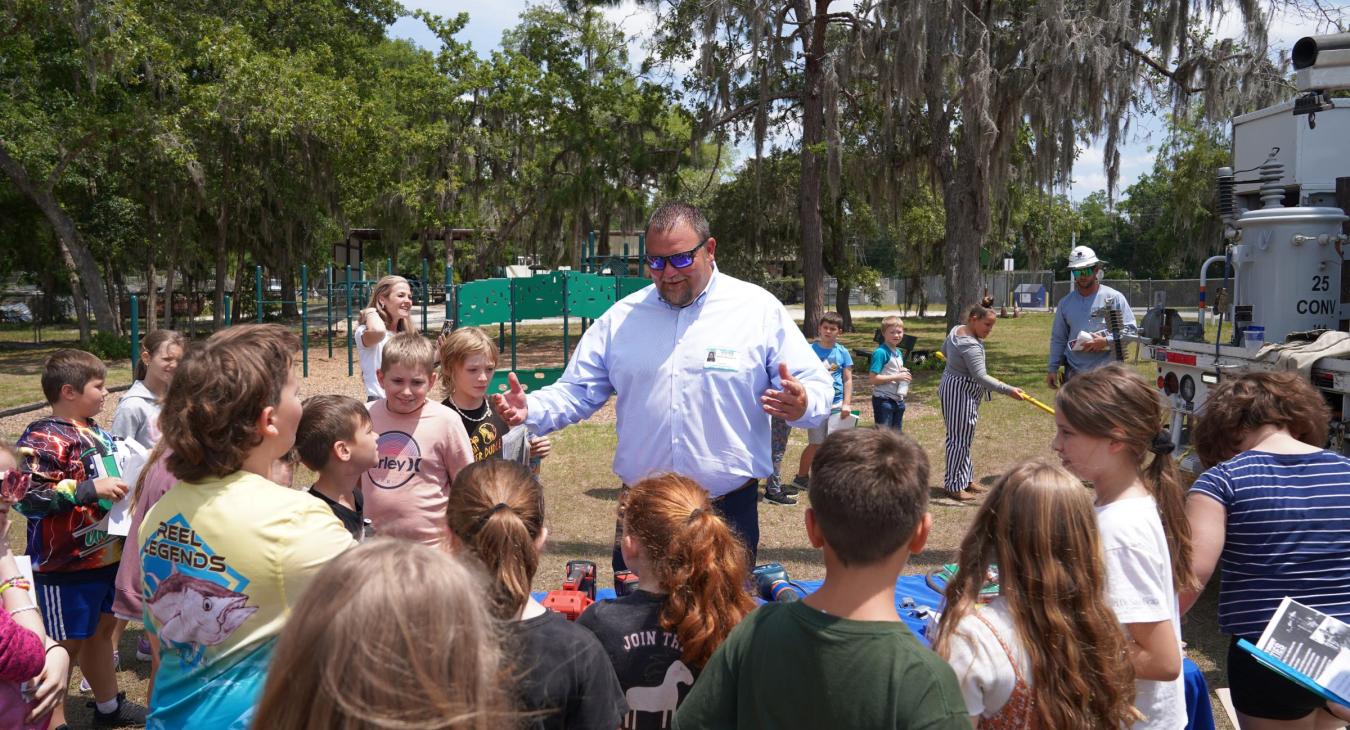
[[542, 560, 597, 620]]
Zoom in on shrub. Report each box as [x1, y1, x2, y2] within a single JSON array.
[[86, 332, 131, 362]]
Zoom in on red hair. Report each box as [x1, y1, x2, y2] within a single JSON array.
[[623, 474, 755, 669]]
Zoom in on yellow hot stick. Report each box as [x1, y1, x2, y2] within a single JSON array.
[[1023, 394, 1055, 415]]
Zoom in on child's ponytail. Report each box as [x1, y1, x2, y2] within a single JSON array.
[[1058, 364, 1194, 592], [447, 460, 545, 621], [625, 475, 755, 669]]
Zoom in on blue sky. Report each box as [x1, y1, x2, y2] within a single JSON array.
[[391, 1, 1321, 202]]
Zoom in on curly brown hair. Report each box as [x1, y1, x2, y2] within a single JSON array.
[[1194, 372, 1330, 468], [161, 324, 298, 483], [933, 459, 1138, 728], [623, 474, 755, 669]]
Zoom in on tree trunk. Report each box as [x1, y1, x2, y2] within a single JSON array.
[[835, 284, 853, 331], [280, 222, 298, 318], [796, 0, 829, 338], [0, 143, 119, 338], [943, 127, 992, 329], [214, 206, 229, 328], [163, 239, 179, 331]]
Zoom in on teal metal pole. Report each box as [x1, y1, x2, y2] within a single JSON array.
[[562, 272, 570, 362], [130, 295, 140, 376], [638, 233, 646, 277], [510, 279, 518, 371], [421, 258, 429, 332], [327, 265, 333, 358], [345, 265, 353, 377], [301, 264, 309, 378], [255, 265, 263, 323], [224, 294, 233, 327]]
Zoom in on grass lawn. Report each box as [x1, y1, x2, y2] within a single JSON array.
[[2, 311, 1235, 728]]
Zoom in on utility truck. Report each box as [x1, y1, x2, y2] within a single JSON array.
[[1140, 33, 1350, 472]]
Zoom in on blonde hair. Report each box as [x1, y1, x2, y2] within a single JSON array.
[[380, 332, 437, 376], [1056, 365, 1195, 592], [623, 474, 755, 668], [439, 328, 499, 398], [366, 275, 418, 334], [934, 459, 1138, 728], [880, 315, 904, 330], [253, 539, 515, 730], [446, 460, 544, 621]]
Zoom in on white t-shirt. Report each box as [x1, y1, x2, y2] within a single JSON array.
[[943, 598, 1031, 719], [354, 324, 391, 399], [1096, 496, 1186, 730]]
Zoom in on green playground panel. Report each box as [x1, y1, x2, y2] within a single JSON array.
[[617, 276, 650, 298], [489, 367, 565, 394], [513, 273, 565, 320], [457, 278, 513, 326], [567, 272, 620, 319]]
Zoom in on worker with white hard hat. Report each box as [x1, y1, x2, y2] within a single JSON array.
[[1046, 246, 1137, 388]]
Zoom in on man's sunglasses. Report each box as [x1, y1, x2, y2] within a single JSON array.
[[646, 239, 708, 271], [1071, 268, 1097, 279]]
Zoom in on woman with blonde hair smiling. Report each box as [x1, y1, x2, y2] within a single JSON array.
[[357, 275, 417, 400]]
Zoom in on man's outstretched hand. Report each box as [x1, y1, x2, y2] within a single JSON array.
[[492, 372, 529, 427], [762, 363, 809, 422]]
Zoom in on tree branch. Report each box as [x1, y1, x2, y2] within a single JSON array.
[[47, 131, 100, 189], [1119, 42, 1204, 95], [706, 92, 802, 129]]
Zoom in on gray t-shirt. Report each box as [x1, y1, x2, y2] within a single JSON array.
[[941, 326, 1013, 395]]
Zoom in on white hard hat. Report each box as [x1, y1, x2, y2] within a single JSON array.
[[1067, 245, 1101, 270]]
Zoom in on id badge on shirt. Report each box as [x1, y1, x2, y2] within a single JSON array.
[[703, 346, 741, 372]]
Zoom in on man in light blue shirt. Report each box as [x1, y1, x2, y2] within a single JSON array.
[[1046, 245, 1138, 388], [495, 201, 832, 568]]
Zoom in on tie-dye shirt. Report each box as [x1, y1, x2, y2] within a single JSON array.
[[15, 417, 122, 573], [139, 470, 355, 730]]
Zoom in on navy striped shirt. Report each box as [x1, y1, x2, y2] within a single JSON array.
[[1190, 450, 1350, 638]]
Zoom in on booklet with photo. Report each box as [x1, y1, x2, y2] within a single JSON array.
[[1238, 597, 1350, 706]]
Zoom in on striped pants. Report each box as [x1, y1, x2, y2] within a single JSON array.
[[940, 370, 987, 495]]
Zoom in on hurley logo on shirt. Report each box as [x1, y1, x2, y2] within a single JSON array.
[[369, 430, 424, 489]]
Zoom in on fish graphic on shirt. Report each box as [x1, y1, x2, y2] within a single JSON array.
[[148, 569, 257, 662]]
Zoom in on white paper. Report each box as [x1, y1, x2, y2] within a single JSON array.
[[99, 439, 149, 537], [827, 411, 859, 434], [1070, 330, 1102, 351]]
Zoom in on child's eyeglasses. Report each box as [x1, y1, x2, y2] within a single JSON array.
[[1071, 268, 1096, 279], [646, 239, 708, 271]]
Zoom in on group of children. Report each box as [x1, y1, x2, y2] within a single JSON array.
[[766, 311, 912, 505], [0, 306, 1325, 729]]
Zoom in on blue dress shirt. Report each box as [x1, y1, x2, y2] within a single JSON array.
[[526, 270, 832, 496]]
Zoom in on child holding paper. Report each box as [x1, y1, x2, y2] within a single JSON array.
[[776, 312, 852, 504], [15, 349, 145, 727]]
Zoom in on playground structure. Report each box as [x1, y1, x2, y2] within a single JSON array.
[[125, 231, 654, 388]]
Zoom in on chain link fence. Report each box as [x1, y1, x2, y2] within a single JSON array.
[[824, 274, 1205, 312]]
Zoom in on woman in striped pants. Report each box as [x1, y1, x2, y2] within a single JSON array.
[[940, 306, 1026, 503]]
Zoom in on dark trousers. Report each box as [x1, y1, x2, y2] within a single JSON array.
[[872, 395, 907, 431], [612, 478, 760, 572]]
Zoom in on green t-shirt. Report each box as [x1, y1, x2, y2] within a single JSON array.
[[674, 601, 970, 730]]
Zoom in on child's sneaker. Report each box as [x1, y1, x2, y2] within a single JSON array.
[[79, 650, 120, 692], [764, 490, 797, 506], [89, 692, 148, 727], [135, 635, 152, 662], [789, 474, 810, 492]]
